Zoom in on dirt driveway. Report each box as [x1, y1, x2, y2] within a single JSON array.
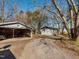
[[0, 37, 79, 59]]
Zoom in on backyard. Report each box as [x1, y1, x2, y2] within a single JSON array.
[[0, 35, 79, 59], [0, 0, 79, 59]]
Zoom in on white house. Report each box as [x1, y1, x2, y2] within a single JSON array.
[[41, 26, 58, 36]]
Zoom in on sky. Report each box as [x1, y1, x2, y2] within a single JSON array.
[[0, 0, 70, 28], [4, 0, 45, 12], [0, 0, 47, 17], [1, 0, 68, 15]]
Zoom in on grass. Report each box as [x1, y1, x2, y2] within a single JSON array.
[[74, 40, 79, 46], [70, 40, 79, 47]]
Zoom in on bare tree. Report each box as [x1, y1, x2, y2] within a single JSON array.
[[1, 0, 4, 22], [51, 0, 79, 40]]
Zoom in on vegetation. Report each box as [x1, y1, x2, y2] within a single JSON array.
[[51, 0, 79, 40], [0, 0, 79, 40]]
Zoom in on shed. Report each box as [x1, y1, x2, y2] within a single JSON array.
[[0, 21, 32, 39], [41, 26, 59, 36]]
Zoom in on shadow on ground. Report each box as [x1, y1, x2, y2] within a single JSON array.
[[0, 45, 16, 59]]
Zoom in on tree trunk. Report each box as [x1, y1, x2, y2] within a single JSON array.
[[37, 20, 41, 34], [1, 0, 4, 22], [52, 0, 78, 40], [52, 0, 70, 36]]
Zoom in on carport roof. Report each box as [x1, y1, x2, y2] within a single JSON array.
[[0, 21, 32, 29]]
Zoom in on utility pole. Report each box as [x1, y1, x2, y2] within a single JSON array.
[[1, 0, 4, 22]]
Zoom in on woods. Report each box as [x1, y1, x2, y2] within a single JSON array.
[[51, 0, 79, 40], [0, 0, 79, 40], [0, 0, 79, 59]]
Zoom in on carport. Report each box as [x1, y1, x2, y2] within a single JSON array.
[[0, 21, 32, 39]]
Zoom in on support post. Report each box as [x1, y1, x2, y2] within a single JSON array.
[[13, 29, 15, 38], [31, 30, 32, 38]]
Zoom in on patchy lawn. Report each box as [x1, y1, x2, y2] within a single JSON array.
[[0, 36, 79, 59]]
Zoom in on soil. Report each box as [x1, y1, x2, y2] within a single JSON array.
[[0, 37, 79, 59]]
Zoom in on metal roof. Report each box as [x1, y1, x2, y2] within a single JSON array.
[[0, 21, 32, 29], [41, 26, 59, 30]]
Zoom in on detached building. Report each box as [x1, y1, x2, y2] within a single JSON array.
[[41, 26, 59, 36], [0, 21, 32, 39]]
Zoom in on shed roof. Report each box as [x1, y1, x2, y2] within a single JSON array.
[[41, 26, 59, 30]]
